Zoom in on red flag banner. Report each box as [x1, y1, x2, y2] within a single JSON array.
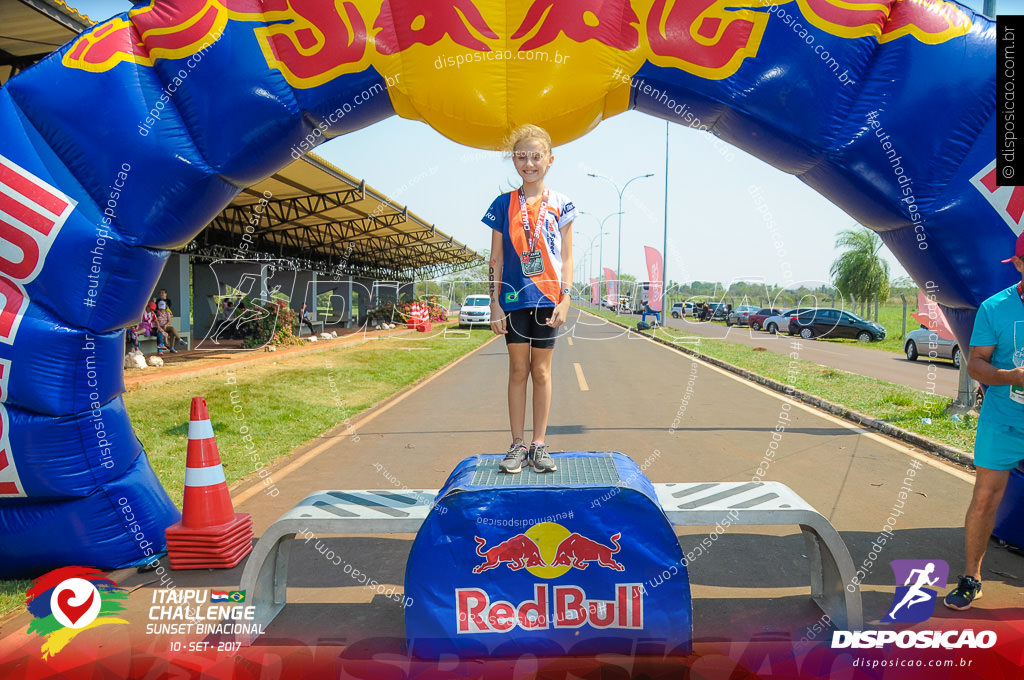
[[912, 289, 956, 341], [603, 268, 617, 306], [590, 278, 599, 304], [644, 246, 663, 312]]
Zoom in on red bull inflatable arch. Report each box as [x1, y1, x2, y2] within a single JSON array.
[[0, 0, 1010, 575]]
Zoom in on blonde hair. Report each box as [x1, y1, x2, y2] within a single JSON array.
[[503, 124, 552, 158]]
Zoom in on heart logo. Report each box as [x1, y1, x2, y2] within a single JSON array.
[[56, 588, 95, 626]]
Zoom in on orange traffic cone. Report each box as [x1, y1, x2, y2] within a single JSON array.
[[407, 302, 418, 329], [165, 396, 254, 570], [416, 301, 431, 332]]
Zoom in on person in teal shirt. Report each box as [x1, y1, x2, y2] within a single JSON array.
[[945, 233, 1024, 611]]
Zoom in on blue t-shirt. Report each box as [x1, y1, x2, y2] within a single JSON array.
[[972, 283, 1024, 426], [481, 190, 577, 311]]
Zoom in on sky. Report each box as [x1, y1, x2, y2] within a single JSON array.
[[70, 0, 1012, 287]]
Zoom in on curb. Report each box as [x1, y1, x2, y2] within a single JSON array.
[[586, 308, 976, 471]]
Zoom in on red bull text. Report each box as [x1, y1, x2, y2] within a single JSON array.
[[456, 583, 645, 633]]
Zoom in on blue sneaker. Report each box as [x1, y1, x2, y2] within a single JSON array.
[[943, 575, 982, 611]]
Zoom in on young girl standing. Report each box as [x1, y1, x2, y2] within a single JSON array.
[[483, 125, 576, 473]]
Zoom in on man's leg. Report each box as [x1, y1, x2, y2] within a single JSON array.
[[964, 466, 1011, 579]]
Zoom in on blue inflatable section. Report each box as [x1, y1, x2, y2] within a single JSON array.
[[405, 452, 691, 658], [0, 0, 1008, 577]]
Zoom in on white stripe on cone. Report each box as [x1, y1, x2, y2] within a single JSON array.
[[188, 419, 215, 440], [184, 464, 226, 487]]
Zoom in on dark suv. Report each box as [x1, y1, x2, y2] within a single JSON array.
[[789, 308, 886, 342]]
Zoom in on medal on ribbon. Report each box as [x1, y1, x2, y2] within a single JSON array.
[[518, 188, 548, 277]]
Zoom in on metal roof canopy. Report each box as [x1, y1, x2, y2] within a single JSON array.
[[187, 154, 480, 281], [0, 0, 94, 85]]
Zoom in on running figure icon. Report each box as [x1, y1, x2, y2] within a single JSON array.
[[888, 562, 941, 620]]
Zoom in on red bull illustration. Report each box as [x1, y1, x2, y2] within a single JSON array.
[[375, 0, 499, 54], [550, 531, 625, 571], [472, 534, 547, 573], [511, 0, 640, 51]]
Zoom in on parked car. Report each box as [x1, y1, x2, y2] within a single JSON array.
[[747, 308, 782, 331], [904, 326, 961, 367], [458, 294, 491, 327], [790, 308, 886, 342], [671, 302, 685, 318], [763, 308, 814, 335], [725, 305, 761, 327]]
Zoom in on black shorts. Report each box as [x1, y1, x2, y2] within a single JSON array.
[[504, 307, 557, 349]]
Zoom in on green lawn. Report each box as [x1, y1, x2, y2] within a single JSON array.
[[580, 304, 975, 454], [127, 328, 494, 506]]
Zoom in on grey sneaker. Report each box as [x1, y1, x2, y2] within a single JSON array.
[[530, 443, 557, 473], [499, 441, 529, 474]]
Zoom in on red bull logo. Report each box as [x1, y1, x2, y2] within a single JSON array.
[[471, 522, 624, 576], [462, 523, 643, 632]]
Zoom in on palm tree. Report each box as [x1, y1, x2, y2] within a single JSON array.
[[830, 227, 890, 317]]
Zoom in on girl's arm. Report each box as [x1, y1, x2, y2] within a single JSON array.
[[489, 229, 507, 334], [548, 221, 574, 328]]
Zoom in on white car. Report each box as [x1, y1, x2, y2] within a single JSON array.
[[458, 295, 491, 327], [762, 307, 814, 335]]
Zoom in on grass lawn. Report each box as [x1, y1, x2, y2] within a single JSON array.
[[126, 328, 494, 506], [580, 305, 976, 454], [0, 580, 31, 622]]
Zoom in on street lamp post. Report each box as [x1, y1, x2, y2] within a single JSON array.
[[578, 211, 621, 301], [587, 172, 654, 293]]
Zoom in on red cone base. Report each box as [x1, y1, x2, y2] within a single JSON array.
[[166, 512, 253, 570], [166, 512, 251, 539], [168, 542, 252, 570]]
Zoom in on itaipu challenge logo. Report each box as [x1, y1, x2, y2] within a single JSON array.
[[25, 566, 129, 658]]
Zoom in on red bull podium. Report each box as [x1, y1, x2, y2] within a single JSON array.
[[238, 451, 860, 651], [403, 452, 692, 659]]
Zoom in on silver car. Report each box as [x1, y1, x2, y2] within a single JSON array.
[[762, 308, 814, 335], [904, 326, 961, 367]]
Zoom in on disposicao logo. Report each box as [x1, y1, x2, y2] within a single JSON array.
[[25, 566, 129, 659], [883, 559, 948, 623]]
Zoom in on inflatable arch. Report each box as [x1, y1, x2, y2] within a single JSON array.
[[0, 0, 1010, 576]]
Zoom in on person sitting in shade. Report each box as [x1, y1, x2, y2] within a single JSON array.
[[298, 302, 316, 336], [154, 298, 184, 354]]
